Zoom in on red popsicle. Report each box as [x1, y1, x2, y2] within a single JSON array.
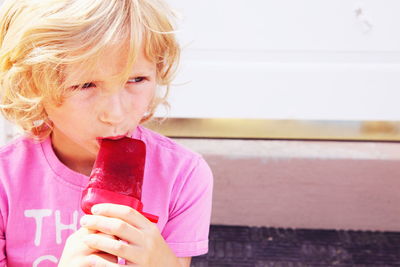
[[81, 137, 158, 223]]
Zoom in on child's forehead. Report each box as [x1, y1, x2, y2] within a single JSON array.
[[62, 44, 154, 85]]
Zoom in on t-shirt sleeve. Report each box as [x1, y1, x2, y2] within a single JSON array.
[[162, 156, 213, 257]]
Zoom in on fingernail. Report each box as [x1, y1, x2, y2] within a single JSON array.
[[91, 205, 100, 214], [80, 216, 88, 226]]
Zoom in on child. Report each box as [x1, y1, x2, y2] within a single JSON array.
[[0, 0, 213, 266]]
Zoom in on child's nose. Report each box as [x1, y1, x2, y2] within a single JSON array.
[[98, 92, 127, 125]]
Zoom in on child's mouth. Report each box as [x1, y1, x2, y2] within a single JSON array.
[[96, 133, 129, 145], [98, 135, 126, 140]]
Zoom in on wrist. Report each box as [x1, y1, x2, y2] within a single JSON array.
[[160, 242, 182, 267]]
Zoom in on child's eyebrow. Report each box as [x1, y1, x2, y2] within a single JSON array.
[[130, 67, 156, 75], [128, 72, 151, 77]]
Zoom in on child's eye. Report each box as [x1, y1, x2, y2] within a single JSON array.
[[128, 77, 146, 83], [81, 82, 96, 89], [71, 82, 96, 90]]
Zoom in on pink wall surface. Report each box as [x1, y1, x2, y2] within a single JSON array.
[[175, 139, 400, 231]]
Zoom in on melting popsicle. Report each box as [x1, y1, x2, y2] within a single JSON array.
[[81, 137, 159, 223]]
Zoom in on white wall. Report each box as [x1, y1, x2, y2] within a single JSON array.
[[161, 0, 400, 121]]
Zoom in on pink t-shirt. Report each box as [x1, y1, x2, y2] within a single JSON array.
[[0, 126, 213, 266]]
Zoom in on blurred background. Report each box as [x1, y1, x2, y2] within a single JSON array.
[[147, 0, 400, 231]]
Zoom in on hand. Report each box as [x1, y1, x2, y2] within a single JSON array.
[[58, 227, 118, 267], [79, 203, 181, 267]]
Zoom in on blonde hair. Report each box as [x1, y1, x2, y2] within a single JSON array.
[[0, 0, 180, 140]]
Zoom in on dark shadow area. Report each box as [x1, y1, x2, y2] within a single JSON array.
[[191, 225, 400, 267]]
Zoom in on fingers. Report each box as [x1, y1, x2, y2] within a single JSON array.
[[59, 228, 117, 267], [91, 204, 150, 229], [85, 253, 120, 267], [64, 228, 97, 254], [92, 252, 118, 264], [84, 234, 144, 264], [78, 204, 161, 265], [80, 214, 144, 245]]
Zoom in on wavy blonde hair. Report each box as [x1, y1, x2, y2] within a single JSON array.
[[0, 0, 180, 140]]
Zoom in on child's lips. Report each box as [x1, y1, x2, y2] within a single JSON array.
[[96, 133, 129, 144], [98, 135, 126, 140]]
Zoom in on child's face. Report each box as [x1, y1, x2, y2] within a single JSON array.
[[44, 42, 157, 162]]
